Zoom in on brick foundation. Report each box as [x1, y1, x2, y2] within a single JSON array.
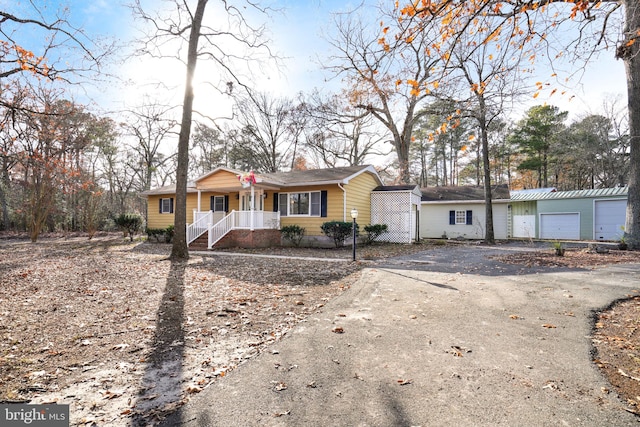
[[211, 229, 282, 249]]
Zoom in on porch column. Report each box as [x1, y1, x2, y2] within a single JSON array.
[[197, 190, 202, 212], [250, 185, 255, 231]]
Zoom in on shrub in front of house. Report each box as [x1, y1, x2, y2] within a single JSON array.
[[281, 225, 306, 247], [164, 225, 174, 243], [146, 228, 165, 242], [115, 213, 142, 241], [321, 221, 358, 248], [363, 224, 388, 245], [146, 225, 174, 243]]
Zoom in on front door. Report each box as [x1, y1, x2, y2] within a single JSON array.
[[240, 190, 263, 211]]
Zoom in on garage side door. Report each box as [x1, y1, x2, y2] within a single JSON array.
[[540, 213, 580, 240], [513, 215, 536, 238], [594, 199, 626, 241]]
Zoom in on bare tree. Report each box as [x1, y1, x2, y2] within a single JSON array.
[[304, 90, 391, 168], [445, 23, 533, 244], [121, 101, 179, 192], [325, 6, 442, 183], [0, 5, 114, 112], [230, 91, 296, 173], [190, 122, 227, 176], [132, 0, 274, 259]]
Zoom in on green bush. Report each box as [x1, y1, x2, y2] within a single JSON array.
[[146, 225, 174, 243], [146, 228, 165, 242], [363, 224, 388, 245], [320, 221, 358, 248], [114, 213, 142, 242], [281, 225, 306, 247], [164, 225, 174, 243]]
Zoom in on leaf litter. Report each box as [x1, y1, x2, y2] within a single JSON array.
[[1, 235, 638, 424], [0, 235, 366, 426]]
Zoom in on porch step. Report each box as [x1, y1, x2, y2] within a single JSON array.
[[188, 233, 209, 251]]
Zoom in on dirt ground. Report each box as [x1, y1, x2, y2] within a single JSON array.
[[0, 235, 638, 425]]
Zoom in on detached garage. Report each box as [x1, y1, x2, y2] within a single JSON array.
[[510, 187, 628, 241], [540, 213, 580, 240], [420, 185, 511, 240], [594, 199, 626, 241]]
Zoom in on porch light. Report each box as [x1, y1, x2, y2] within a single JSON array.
[[351, 208, 358, 261]]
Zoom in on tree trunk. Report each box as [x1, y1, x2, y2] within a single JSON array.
[[395, 134, 411, 184], [623, 0, 640, 249], [479, 105, 495, 245], [0, 164, 10, 231], [171, 0, 208, 260]]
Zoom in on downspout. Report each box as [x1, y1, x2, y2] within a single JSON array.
[[338, 183, 347, 221]]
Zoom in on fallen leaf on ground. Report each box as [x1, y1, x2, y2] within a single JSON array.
[[448, 345, 471, 357], [332, 326, 344, 334], [272, 381, 287, 391], [397, 379, 413, 385], [542, 324, 557, 329]]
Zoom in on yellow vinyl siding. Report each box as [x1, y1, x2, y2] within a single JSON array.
[[277, 172, 378, 236], [147, 195, 174, 229], [344, 172, 377, 226], [186, 193, 199, 221], [197, 170, 240, 189], [146, 193, 199, 229], [278, 185, 342, 236]]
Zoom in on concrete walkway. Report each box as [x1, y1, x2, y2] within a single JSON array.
[[161, 247, 640, 426]]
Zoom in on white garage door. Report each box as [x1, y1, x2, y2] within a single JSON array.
[[513, 215, 536, 238], [540, 213, 580, 240], [594, 199, 626, 241]]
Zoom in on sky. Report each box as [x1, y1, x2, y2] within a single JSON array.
[[5, 0, 630, 123]]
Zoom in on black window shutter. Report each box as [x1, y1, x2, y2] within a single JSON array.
[[170, 198, 174, 214], [321, 190, 328, 217], [159, 198, 163, 214], [466, 210, 472, 225], [273, 193, 279, 212], [449, 210, 455, 225], [210, 196, 215, 211], [224, 195, 229, 213]]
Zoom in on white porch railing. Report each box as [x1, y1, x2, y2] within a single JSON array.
[[187, 210, 213, 245], [206, 210, 280, 248]]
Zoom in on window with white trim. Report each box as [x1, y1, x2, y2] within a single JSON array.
[[211, 195, 225, 212], [279, 191, 321, 216], [160, 198, 173, 214], [449, 209, 472, 225]]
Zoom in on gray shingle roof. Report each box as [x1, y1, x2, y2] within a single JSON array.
[[259, 165, 380, 186], [420, 184, 510, 202]]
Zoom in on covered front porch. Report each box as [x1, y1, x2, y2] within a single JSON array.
[[186, 176, 281, 249]]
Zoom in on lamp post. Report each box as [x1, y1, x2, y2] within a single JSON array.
[[351, 208, 358, 261]]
